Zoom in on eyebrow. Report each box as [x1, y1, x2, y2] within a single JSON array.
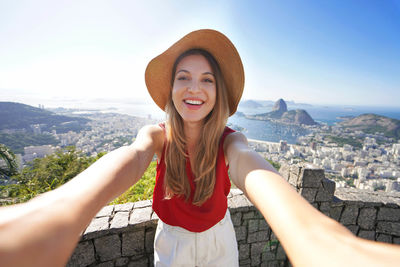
[[203, 71, 215, 76], [176, 70, 189, 74], [176, 69, 215, 76]]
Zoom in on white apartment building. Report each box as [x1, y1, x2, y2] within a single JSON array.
[[23, 145, 56, 163]]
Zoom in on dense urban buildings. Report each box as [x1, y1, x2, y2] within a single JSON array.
[[15, 113, 156, 165], [4, 111, 400, 193], [250, 129, 400, 193]]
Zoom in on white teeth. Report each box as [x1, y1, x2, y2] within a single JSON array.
[[184, 99, 203, 105]]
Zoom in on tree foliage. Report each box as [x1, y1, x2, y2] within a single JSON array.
[[266, 159, 281, 171], [0, 146, 158, 206], [1, 147, 103, 204], [0, 144, 18, 178], [110, 161, 157, 205]]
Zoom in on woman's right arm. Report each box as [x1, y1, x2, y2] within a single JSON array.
[[0, 124, 164, 267]]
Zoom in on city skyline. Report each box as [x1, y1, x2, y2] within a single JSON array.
[[1, 0, 400, 108]]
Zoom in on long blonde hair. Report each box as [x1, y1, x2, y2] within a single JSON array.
[[164, 49, 230, 206]]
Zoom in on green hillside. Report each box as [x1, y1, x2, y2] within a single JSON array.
[[339, 113, 400, 140], [0, 102, 90, 133], [0, 102, 92, 154]]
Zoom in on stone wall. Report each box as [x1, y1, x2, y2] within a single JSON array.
[[68, 164, 400, 267]]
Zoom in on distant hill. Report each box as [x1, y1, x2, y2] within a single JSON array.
[[0, 102, 91, 154], [0, 102, 90, 133], [280, 110, 316, 125], [248, 99, 317, 126], [339, 113, 400, 139], [239, 100, 263, 108]]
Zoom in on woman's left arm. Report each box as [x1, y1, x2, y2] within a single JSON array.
[[224, 132, 400, 267]]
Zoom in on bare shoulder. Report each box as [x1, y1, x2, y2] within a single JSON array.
[[137, 124, 164, 137], [224, 131, 248, 150], [224, 131, 249, 158], [133, 124, 165, 155]]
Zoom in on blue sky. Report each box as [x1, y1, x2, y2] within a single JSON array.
[[1, 0, 399, 108]]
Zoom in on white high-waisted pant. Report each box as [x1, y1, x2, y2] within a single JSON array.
[[153, 210, 239, 267]]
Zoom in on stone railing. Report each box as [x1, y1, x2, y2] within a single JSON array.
[[68, 164, 400, 267]]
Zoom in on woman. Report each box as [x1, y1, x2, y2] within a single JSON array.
[[144, 29, 246, 266], [1, 29, 400, 267]]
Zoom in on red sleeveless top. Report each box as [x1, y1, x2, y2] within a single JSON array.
[[152, 125, 235, 232]]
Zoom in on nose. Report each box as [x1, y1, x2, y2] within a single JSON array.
[[188, 80, 201, 93]]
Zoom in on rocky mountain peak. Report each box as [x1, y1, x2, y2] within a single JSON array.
[[247, 98, 317, 126], [272, 99, 288, 113]]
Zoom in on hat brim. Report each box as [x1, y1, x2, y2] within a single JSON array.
[[145, 29, 244, 116]]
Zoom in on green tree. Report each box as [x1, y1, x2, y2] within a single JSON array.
[[7, 146, 100, 203], [266, 159, 281, 171], [0, 144, 18, 178], [111, 161, 157, 205]]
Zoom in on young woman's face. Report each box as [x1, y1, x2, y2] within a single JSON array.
[[172, 54, 216, 124]]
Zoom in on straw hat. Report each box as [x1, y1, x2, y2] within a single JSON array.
[[145, 29, 245, 116]]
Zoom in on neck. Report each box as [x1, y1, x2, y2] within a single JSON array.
[[184, 121, 203, 152]]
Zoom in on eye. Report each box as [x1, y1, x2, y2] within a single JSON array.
[[177, 76, 187, 81], [203, 78, 214, 83]]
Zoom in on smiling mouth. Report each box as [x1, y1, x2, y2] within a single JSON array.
[[184, 99, 204, 105]]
